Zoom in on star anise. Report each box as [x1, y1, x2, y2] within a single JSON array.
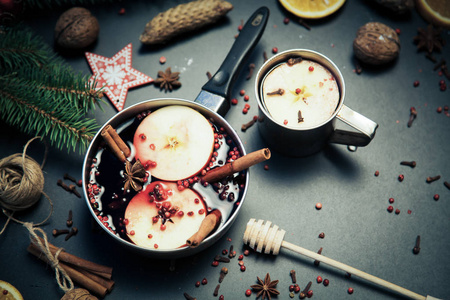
[[154, 67, 181, 92], [413, 24, 445, 54], [250, 273, 280, 300], [123, 159, 146, 192]]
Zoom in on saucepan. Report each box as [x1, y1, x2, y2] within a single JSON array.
[[82, 7, 269, 258]]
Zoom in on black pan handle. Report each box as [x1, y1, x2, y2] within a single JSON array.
[[200, 6, 269, 102]]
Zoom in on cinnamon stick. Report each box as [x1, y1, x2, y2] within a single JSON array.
[[186, 210, 221, 248], [27, 243, 109, 298], [34, 237, 113, 279], [101, 125, 130, 162], [202, 148, 271, 183]]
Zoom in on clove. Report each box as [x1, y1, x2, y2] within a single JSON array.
[[290, 269, 296, 283], [314, 247, 323, 266], [64, 173, 77, 183], [65, 227, 78, 241], [69, 184, 81, 198], [246, 63, 255, 80], [241, 118, 256, 132], [287, 57, 303, 66], [219, 267, 228, 283], [299, 281, 312, 299], [433, 59, 446, 71], [228, 245, 235, 258], [263, 51, 268, 62], [213, 284, 220, 296], [298, 18, 311, 30], [297, 110, 304, 123], [444, 181, 450, 190], [214, 255, 230, 263], [412, 235, 421, 254], [407, 107, 417, 127], [266, 88, 284, 96], [57, 179, 71, 192], [66, 210, 73, 227], [400, 161, 416, 168], [52, 229, 69, 237], [206, 71, 212, 80], [426, 175, 441, 183], [183, 292, 196, 300]]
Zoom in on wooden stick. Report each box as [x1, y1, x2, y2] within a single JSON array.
[[101, 125, 130, 162], [186, 210, 221, 248], [27, 243, 109, 298], [34, 237, 113, 279], [202, 148, 270, 183]]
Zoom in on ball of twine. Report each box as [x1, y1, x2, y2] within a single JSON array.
[[0, 137, 53, 233]]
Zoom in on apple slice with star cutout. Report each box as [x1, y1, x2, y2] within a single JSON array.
[[134, 105, 215, 181], [124, 181, 207, 250]]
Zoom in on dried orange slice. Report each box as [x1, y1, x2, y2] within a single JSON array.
[[416, 0, 450, 29], [0, 280, 24, 300], [279, 0, 346, 19]]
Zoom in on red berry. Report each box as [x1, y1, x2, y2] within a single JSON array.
[[244, 249, 250, 256], [434, 194, 440, 200], [317, 276, 323, 283], [212, 260, 219, 267], [284, 17, 290, 24], [238, 25, 243, 31], [202, 278, 208, 285], [294, 284, 300, 293], [307, 290, 313, 298], [160, 224, 166, 231], [283, 119, 288, 125], [395, 208, 400, 214], [244, 104, 250, 109], [264, 164, 269, 171], [387, 206, 394, 213], [240, 265, 246, 271], [272, 47, 278, 54], [219, 295, 224, 300], [413, 80, 420, 87], [240, 89, 245, 96], [245, 289, 252, 296], [159, 56, 166, 64], [118, 7, 125, 15], [295, 88, 301, 94], [242, 108, 248, 114], [231, 98, 238, 105], [195, 281, 201, 287], [309, 66, 314, 72], [437, 106, 443, 113], [323, 279, 329, 286], [348, 287, 354, 294], [440, 84, 447, 91], [315, 202, 322, 210], [238, 254, 244, 260], [398, 174, 404, 182], [389, 197, 394, 204], [395, 28, 401, 34], [289, 285, 295, 292], [244, 95, 250, 101]]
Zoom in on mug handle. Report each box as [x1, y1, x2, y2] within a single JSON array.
[[329, 105, 378, 146]]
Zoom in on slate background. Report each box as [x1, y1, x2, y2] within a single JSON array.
[[0, 0, 449, 299]]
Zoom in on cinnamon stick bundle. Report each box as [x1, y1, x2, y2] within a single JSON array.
[[202, 148, 271, 183], [101, 125, 130, 163], [27, 238, 114, 297], [186, 209, 221, 248]]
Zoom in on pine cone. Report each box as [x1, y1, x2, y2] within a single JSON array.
[[140, 0, 233, 45]]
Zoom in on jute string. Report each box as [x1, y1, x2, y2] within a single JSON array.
[[0, 137, 74, 292], [0, 136, 53, 234]]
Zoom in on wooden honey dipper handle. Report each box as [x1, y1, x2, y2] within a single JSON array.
[[243, 219, 440, 300]]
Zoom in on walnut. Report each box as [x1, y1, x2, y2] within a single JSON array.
[[353, 22, 400, 65], [55, 7, 99, 49]]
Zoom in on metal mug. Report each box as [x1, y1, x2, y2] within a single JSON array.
[[255, 49, 378, 157]]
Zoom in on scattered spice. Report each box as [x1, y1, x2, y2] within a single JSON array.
[[389, 198, 395, 204], [299, 281, 312, 299], [57, 179, 71, 192], [318, 232, 325, 239], [266, 88, 284, 96], [400, 161, 416, 168], [228, 245, 235, 258], [290, 269, 296, 283], [118, 7, 125, 15], [323, 279, 330, 286], [183, 292, 196, 300], [240, 89, 245, 96], [426, 175, 441, 183], [231, 98, 238, 105], [413, 80, 420, 87], [348, 287, 354, 294], [272, 47, 278, 54], [213, 284, 220, 296], [219, 267, 228, 283], [64, 173, 77, 183], [240, 265, 246, 272], [283, 17, 290, 24], [297, 18, 311, 30], [387, 205, 394, 213], [201, 278, 208, 285], [395, 208, 400, 215], [444, 181, 450, 190], [241, 117, 257, 132], [297, 110, 304, 123], [250, 273, 280, 300], [159, 56, 166, 64], [154, 67, 181, 92], [52, 228, 69, 237], [246, 63, 256, 80], [65, 227, 78, 241], [66, 210, 73, 227], [434, 194, 440, 201], [206, 71, 212, 80], [123, 160, 146, 192], [69, 184, 81, 198], [413, 25, 444, 54], [245, 289, 252, 297], [407, 107, 417, 127], [315, 202, 322, 210], [314, 248, 322, 266], [214, 255, 230, 263], [398, 174, 405, 182], [413, 235, 421, 254], [354, 58, 362, 74], [374, 170, 380, 177]]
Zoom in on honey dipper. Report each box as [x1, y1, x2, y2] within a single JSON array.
[[243, 219, 441, 300]]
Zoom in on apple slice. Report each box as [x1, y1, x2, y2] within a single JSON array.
[[134, 105, 214, 181], [124, 181, 206, 250]]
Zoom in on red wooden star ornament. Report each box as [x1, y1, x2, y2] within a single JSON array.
[[85, 43, 153, 111]]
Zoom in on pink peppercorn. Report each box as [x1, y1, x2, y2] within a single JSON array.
[[245, 289, 252, 296], [240, 89, 245, 96], [272, 47, 278, 54], [413, 80, 420, 87], [231, 98, 238, 105], [195, 281, 201, 287], [434, 194, 440, 200], [395, 208, 400, 214], [348, 287, 354, 294], [389, 198, 394, 204], [284, 17, 290, 24], [159, 56, 166, 64], [317, 276, 323, 283], [240, 265, 246, 271], [323, 279, 329, 286], [398, 174, 404, 182], [387, 206, 394, 213], [244, 249, 250, 256], [201, 278, 207, 285], [244, 95, 250, 101], [307, 290, 313, 298], [315, 202, 322, 210]]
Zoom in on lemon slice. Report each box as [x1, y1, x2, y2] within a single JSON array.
[[416, 0, 450, 29], [279, 0, 346, 19], [0, 281, 24, 300]]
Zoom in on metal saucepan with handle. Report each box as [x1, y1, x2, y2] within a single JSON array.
[[82, 7, 269, 258]]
